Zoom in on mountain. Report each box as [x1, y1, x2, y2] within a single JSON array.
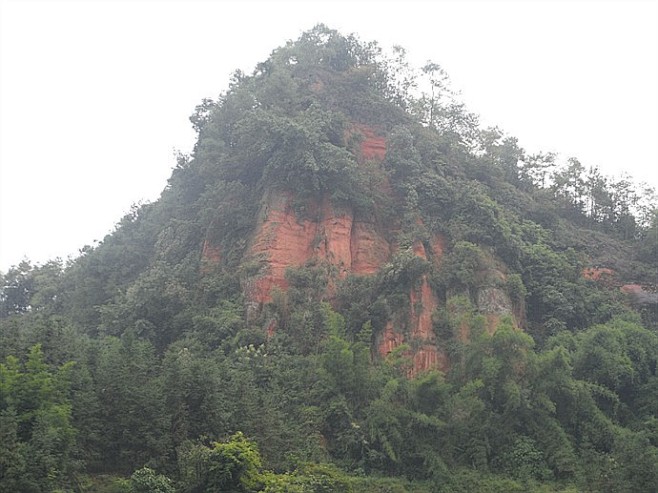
[[1, 25, 657, 493]]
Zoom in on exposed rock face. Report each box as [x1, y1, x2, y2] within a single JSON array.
[[429, 235, 446, 266], [582, 267, 616, 282], [203, 124, 521, 376], [408, 241, 444, 374], [243, 192, 393, 306], [378, 321, 404, 357], [315, 198, 354, 278], [442, 251, 525, 343], [355, 124, 386, 162], [244, 193, 319, 304], [476, 286, 514, 333], [237, 124, 391, 307], [374, 240, 448, 376], [621, 284, 658, 305], [208, 183, 521, 374], [582, 267, 657, 305], [234, 124, 450, 375], [201, 240, 221, 270], [237, 125, 392, 307], [350, 221, 391, 275], [476, 285, 511, 315], [471, 252, 526, 332], [413, 346, 449, 376]]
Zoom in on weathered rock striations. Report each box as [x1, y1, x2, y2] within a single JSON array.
[[350, 221, 391, 275], [377, 321, 404, 358], [242, 191, 394, 306], [374, 239, 449, 375], [244, 193, 318, 304], [203, 124, 522, 376], [355, 124, 387, 162], [315, 197, 354, 278], [408, 241, 444, 374], [240, 124, 393, 307]]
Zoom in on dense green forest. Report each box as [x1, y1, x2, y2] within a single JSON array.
[[2, 26, 658, 492]]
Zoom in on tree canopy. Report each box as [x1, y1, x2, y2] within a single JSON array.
[[1, 25, 656, 493]]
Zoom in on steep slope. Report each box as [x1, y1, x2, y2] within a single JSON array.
[[2, 26, 658, 492], [181, 26, 651, 373], [199, 121, 456, 374], [47, 25, 653, 368]]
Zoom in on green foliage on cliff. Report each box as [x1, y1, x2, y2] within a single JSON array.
[[1, 25, 657, 492]]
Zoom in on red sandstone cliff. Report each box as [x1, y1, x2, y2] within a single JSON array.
[[407, 241, 448, 375], [201, 125, 522, 375], [241, 192, 392, 306]]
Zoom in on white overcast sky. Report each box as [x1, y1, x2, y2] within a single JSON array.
[[1, 0, 657, 272]]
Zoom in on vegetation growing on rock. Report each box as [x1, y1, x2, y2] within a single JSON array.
[[1, 25, 657, 492]]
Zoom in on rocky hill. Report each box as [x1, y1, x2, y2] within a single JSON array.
[[1, 25, 657, 493]]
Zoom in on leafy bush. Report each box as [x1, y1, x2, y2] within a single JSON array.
[[129, 467, 175, 493], [177, 432, 263, 493]]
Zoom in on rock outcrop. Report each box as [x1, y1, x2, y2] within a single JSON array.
[[582, 267, 658, 305], [203, 124, 522, 376], [374, 239, 449, 376], [237, 125, 393, 308], [621, 284, 658, 305], [408, 241, 445, 374], [241, 191, 393, 307], [355, 124, 387, 162]]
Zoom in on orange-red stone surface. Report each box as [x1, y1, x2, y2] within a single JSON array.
[[582, 267, 616, 281], [407, 242, 446, 375], [378, 321, 404, 357], [355, 124, 387, 162], [246, 193, 396, 304], [199, 122, 483, 376], [350, 221, 391, 275]]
